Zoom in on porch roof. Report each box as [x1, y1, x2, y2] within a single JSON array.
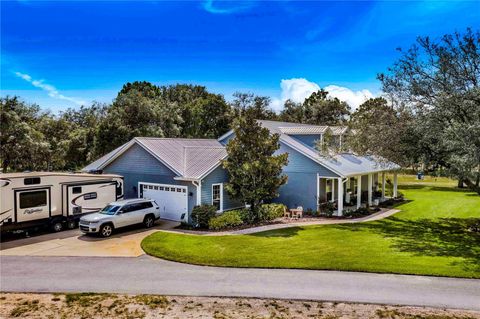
[[258, 120, 400, 177]]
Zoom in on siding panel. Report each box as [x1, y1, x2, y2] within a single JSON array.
[[201, 166, 243, 211], [289, 134, 321, 148], [103, 143, 197, 215]]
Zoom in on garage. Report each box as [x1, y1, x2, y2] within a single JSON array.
[[138, 182, 188, 221]]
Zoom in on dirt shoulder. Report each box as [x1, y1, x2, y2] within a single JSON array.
[[1, 293, 479, 319]]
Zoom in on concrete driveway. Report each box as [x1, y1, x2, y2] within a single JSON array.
[[0, 219, 178, 257]]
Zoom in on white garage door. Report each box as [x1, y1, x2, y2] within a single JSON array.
[[139, 182, 188, 221]]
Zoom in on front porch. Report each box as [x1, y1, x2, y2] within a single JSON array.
[[316, 171, 399, 216]]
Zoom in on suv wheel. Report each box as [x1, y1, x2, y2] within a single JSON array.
[[144, 215, 155, 228], [100, 224, 113, 237]]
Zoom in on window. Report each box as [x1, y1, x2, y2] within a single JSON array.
[[139, 201, 153, 209], [72, 186, 82, 194], [212, 184, 222, 211], [159, 187, 164, 191], [100, 205, 120, 215], [170, 188, 176, 192], [165, 187, 170, 191], [116, 181, 122, 196], [84, 192, 97, 200], [176, 188, 182, 192], [24, 177, 41, 185], [19, 190, 47, 209], [121, 204, 134, 213]]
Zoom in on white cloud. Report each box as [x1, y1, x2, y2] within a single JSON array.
[[202, 0, 253, 14], [324, 85, 374, 110], [280, 78, 320, 104], [14, 72, 86, 106], [271, 78, 374, 112]]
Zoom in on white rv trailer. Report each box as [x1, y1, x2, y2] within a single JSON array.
[[0, 172, 123, 232]]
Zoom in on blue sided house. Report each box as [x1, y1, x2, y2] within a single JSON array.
[[83, 120, 399, 223]]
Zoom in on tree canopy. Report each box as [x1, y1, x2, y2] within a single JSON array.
[[377, 28, 480, 192], [222, 110, 288, 219], [280, 89, 350, 125]]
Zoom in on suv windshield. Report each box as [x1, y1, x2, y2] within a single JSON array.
[[100, 205, 120, 215]]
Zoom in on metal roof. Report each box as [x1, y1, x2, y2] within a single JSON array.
[[258, 120, 400, 177], [279, 126, 329, 134], [85, 120, 399, 181], [82, 137, 227, 180], [328, 126, 349, 135]]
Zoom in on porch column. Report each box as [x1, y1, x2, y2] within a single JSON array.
[[356, 175, 362, 209], [367, 173, 373, 206], [331, 179, 335, 202], [381, 172, 386, 201], [393, 172, 398, 198], [337, 177, 343, 216], [316, 174, 320, 211]]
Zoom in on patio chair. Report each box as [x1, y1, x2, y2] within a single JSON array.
[[292, 206, 303, 219]]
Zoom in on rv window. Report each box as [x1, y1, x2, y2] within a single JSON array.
[[24, 177, 41, 185], [116, 182, 122, 196], [84, 192, 97, 200], [19, 190, 47, 209], [72, 186, 82, 194]]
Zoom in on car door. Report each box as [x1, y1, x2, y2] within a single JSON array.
[[115, 204, 134, 228], [123, 203, 144, 226], [132, 202, 149, 224]]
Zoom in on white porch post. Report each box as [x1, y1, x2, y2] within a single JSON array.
[[393, 172, 398, 198], [337, 178, 343, 216], [356, 175, 362, 209], [381, 172, 386, 201], [316, 174, 320, 211], [331, 178, 335, 202], [367, 173, 373, 206]]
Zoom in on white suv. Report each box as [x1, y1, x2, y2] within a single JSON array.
[[79, 199, 160, 237]]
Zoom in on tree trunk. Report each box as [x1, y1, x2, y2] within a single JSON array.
[[2, 159, 8, 173], [457, 178, 465, 188], [463, 178, 480, 195]]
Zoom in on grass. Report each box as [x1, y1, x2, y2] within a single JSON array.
[[141, 175, 480, 278]]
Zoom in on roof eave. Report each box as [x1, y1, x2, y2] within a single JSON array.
[[217, 130, 234, 142]]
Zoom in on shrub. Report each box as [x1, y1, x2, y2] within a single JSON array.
[[353, 207, 370, 217], [259, 203, 285, 221], [208, 210, 244, 230], [343, 209, 355, 218], [318, 201, 335, 217], [191, 205, 217, 229]]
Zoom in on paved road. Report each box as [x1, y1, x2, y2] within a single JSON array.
[[1, 255, 479, 311]]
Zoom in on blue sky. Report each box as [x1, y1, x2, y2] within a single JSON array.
[[1, 0, 479, 112]]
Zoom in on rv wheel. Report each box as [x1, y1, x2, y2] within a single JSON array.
[[66, 220, 77, 229], [51, 222, 63, 232]]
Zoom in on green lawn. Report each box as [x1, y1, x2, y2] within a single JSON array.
[[142, 176, 480, 278]]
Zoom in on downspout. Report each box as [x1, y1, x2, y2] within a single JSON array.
[[192, 180, 201, 206]]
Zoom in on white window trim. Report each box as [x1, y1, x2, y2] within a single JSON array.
[[211, 183, 223, 212]]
